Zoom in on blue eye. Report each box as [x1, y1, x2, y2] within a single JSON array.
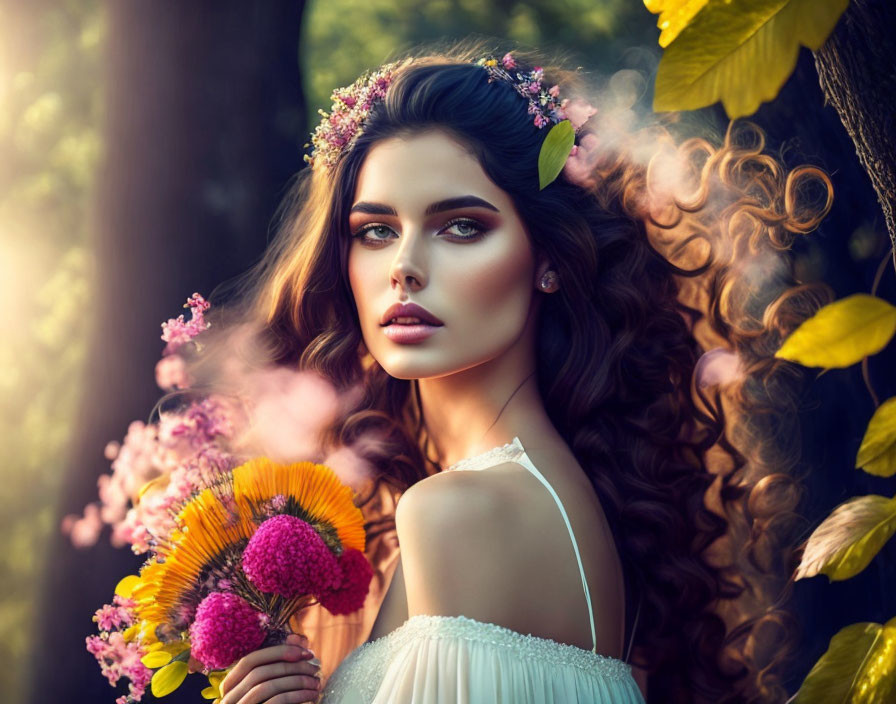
[[441, 218, 485, 240], [351, 218, 487, 246], [352, 224, 396, 244]]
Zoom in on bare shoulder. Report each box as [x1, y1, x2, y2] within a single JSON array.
[[396, 452, 625, 654], [396, 463, 549, 618]]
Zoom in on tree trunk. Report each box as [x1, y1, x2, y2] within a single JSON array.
[[813, 0, 896, 267], [27, 2, 306, 702]]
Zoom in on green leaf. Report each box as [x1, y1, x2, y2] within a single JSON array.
[[775, 294, 896, 369], [857, 397, 896, 477], [654, 0, 849, 118], [795, 617, 896, 703], [151, 661, 189, 698], [643, 0, 710, 48], [796, 494, 896, 581], [538, 120, 575, 190]]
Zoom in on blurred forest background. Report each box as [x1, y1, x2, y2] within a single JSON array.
[[0, 1, 892, 702]]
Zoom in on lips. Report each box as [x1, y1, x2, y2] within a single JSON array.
[[379, 302, 444, 327]]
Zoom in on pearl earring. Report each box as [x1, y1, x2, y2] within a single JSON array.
[[539, 270, 559, 292]]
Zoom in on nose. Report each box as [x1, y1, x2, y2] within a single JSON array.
[[388, 232, 427, 293]]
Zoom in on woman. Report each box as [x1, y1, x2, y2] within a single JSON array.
[[214, 40, 832, 703]]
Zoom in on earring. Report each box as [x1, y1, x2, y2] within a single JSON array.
[[539, 270, 559, 292]]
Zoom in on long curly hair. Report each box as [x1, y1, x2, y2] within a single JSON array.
[[211, 40, 834, 703]]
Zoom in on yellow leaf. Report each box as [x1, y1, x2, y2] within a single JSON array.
[[122, 624, 140, 642], [654, 0, 850, 118], [201, 670, 227, 700], [796, 494, 896, 581], [207, 671, 227, 687], [114, 575, 141, 599], [857, 397, 896, 477], [794, 617, 896, 703], [141, 650, 173, 668], [643, 0, 710, 48], [866, 445, 896, 478], [151, 661, 189, 697], [775, 294, 896, 368]]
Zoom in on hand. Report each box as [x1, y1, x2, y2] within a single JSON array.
[[219, 634, 322, 704]]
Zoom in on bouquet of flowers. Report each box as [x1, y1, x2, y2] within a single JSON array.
[[75, 294, 374, 703]]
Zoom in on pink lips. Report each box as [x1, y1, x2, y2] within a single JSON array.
[[380, 302, 443, 344]]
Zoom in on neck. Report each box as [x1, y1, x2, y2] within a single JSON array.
[[416, 334, 556, 468]]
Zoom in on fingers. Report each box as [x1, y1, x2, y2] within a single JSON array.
[[264, 692, 322, 704], [219, 641, 314, 700], [221, 674, 321, 704], [220, 660, 321, 704]]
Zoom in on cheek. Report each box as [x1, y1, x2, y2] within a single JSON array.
[[347, 249, 378, 319], [442, 240, 533, 330]]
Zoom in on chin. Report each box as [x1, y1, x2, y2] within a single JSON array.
[[375, 345, 510, 382]]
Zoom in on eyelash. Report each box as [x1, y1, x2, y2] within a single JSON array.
[[351, 217, 487, 246]]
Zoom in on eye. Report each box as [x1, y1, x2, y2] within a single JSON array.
[[441, 218, 486, 241], [352, 224, 396, 246]]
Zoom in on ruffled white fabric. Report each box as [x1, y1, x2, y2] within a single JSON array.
[[319, 614, 644, 703]]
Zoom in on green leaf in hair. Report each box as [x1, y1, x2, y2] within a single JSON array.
[[538, 120, 575, 190]]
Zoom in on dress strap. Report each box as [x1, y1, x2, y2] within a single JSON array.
[[509, 437, 598, 654]]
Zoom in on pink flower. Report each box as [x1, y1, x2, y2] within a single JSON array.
[[317, 548, 374, 616], [155, 354, 190, 390], [85, 631, 151, 701], [501, 52, 516, 69], [242, 515, 341, 597], [189, 592, 267, 670], [160, 293, 210, 355], [61, 503, 103, 548], [561, 133, 601, 190], [93, 595, 137, 631], [533, 113, 549, 128], [563, 98, 597, 131]]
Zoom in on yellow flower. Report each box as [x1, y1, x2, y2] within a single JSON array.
[[133, 458, 365, 626]]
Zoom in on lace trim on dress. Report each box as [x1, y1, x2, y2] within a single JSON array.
[[321, 613, 633, 701], [444, 438, 524, 472]]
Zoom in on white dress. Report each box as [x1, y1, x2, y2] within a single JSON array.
[[319, 437, 646, 703]]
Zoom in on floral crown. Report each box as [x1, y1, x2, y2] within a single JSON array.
[[304, 52, 597, 189]]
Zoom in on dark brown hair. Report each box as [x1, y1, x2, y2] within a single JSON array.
[[211, 40, 834, 703]]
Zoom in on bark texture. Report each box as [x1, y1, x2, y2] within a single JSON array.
[[28, 2, 305, 702], [814, 0, 896, 262]]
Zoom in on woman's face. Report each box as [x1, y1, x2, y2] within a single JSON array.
[[347, 130, 539, 380]]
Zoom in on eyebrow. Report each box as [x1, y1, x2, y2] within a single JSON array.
[[349, 195, 500, 216]]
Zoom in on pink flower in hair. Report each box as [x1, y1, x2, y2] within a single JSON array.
[[501, 52, 517, 69], [564, 98, 597, 131], [562, 133, 601, 190]]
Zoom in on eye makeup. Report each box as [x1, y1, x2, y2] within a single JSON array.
[[350, 216, 490, 246]]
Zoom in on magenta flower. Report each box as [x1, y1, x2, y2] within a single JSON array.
[[189, 592, 267, 670], [501, 52, 517, 69], [317, 548, 374, 616], [242, 514, 341, 598]]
